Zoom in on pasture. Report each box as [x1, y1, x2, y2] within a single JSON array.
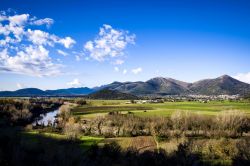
[[71, 100, 250, 118]]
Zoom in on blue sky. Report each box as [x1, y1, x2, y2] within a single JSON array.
[[1, 0, 250, 90]]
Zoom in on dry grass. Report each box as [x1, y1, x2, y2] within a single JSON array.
[[105, 136, 156, 153]]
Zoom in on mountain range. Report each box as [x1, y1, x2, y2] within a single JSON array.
[[0, 87, 94, 97], [105, 75, 250, 96], [1, 75, 250, 97]]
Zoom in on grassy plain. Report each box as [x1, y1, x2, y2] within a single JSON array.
[[71, 100, 250, 118]]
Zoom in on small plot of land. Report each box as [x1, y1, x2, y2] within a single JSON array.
[[72, 105, 153, 118], [72, 100, 250, 118], [105, 136, 157, 153]]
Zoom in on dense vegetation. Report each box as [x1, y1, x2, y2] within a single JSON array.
[[0, 98, 63, 126], [0, 98, 250, 165], [79, 110, 250, 138], [0, 127, 249, 166]]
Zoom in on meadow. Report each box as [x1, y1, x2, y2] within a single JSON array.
[[71, 100, 250, 118]]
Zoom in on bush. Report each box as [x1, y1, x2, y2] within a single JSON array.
[[64, 117, 81, 140], [75, 99, 87, 105], [216, 110, 248, 137]]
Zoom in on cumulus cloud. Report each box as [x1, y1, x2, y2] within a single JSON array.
[[0, 11, 75, 76], [58, 37, 76, 48], [67, 78, 82, 87], [26, 29, 76, 47], [131, 67, 142, 74], [27, 29, 50, 45], [84, 24, 135, 61], [0, 45, 61, 77], [57, 49, 68, 56], [233, 72, 250, 84], [9, 14, 29, 26], [31, 18, 54, 28]]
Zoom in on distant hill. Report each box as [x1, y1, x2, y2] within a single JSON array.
[[87, 89, 139, 100], [46, 87, 95, 96], [101, 75, 250, 96], [0, 88, 48, 97], [0, 75, 250, 97], [0, 87, 94, 97], [102, 77, 190, 96], [189, 75, 250, 95]]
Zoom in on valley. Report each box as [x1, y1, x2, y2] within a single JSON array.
[[1, 97, 249, 165]]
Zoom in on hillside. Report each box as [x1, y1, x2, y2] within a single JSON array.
[[103, 75, 250, 96], [87, 89, 139, 100], [189, 75, 250, 95]]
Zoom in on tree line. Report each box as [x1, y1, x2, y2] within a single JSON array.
[[0, 98, 63, 126]]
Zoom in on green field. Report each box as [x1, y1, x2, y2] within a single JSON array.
[[23, 131, 104, 151], [72, 100, 250, 118]]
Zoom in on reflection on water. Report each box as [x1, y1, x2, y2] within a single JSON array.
[[33, 108, 59, 126]]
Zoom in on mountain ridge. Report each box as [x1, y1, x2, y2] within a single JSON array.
[[1, 75, 250, 97]]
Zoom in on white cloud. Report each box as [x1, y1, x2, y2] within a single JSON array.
[[26, 29, 75, 48], [9, 14, 29, 26], [57, 49, 68, 56], [67, 78, 82, 87], [32, 18, 54, 28], [114, 67, 119, 72], [58, 37, 76, 48], [27, 29, 50, 45], [0, 11, 75, 76], [233, 72, 250, 84], [123, 69, 127, 74], [131, 67, 142, 74], [84, 24, 135, 61], [114, 59, 124, 65], [0, 45, 61, 77]]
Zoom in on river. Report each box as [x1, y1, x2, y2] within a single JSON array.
[[32, 108, 59, 126]]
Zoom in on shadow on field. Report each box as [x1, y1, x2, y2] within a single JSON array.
[[0, 127, 249, 166]]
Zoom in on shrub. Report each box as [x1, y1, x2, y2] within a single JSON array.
[[64, 117, 81, 140], [233, 138, 250, 165], [75, 99, 87, 105], [216, 110, 248, 137]]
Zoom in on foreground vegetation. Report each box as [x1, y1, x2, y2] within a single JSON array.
[[1, 127, 249, 166], [0, 98, 63, 126], [1, 98, 250, 165]]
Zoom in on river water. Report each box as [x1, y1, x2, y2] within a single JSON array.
[[32, 108, 59, 126]]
